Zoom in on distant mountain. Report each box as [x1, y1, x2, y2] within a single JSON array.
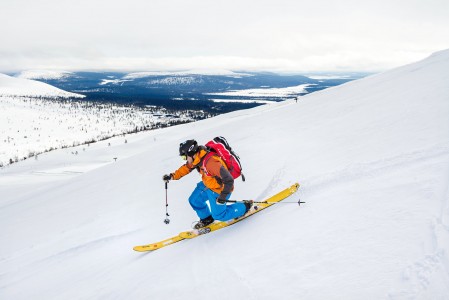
[[13, 70, 365, 102], [0, 73, 84, 98], [10, 70, 368, 113], [16, 70, 75, 81]]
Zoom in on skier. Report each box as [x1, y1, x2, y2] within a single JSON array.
[[163, 139, 252, 229]]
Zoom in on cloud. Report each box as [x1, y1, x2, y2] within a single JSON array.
[[1, 0, 448, 73]]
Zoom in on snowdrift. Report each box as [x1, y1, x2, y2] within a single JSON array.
[[1, 50, 448, 299]]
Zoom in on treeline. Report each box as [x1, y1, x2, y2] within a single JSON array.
[[82, 93, 264, 113]]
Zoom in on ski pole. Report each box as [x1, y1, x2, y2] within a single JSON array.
[[226, 198, 305, 206], [163, 181, 170, 224]]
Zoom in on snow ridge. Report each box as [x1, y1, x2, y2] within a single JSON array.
[[16, 70, 74, 80]]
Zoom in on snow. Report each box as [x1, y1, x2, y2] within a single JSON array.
[[0, 96, 200, 167], [99, 78, 132, 85], [1, 49, 449, 299], [0, 75, 205, 167], [16, 70, 75, 80], [0, 73, 83, 98], [206, 83, 313, 97]]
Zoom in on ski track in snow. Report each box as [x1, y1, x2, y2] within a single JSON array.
[[388, 251, 447, 299], [256, 167, 287, 201], [393, 158, 449, 299]]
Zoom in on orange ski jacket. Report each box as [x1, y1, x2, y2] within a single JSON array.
[[171, 148, 234, 198]]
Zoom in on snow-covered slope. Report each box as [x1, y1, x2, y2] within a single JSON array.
[[1, 50, 448, 299], [0, 96, 202, 167], [16, 70, 75, 81], [0, 73, 83, 98]]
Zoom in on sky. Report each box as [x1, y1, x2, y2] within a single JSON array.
[[1, 0, 448, 73]]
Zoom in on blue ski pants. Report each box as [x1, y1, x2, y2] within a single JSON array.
[[189, 182, 247, 221]]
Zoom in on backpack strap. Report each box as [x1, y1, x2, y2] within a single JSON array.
[[201, 151, 217, 176]]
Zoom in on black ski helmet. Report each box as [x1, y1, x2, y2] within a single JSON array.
[[179, 139, 199, 157]]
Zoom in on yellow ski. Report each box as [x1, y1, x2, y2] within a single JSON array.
[[179, 183, 300, 238], [133, 235, 184, 252], [133, 183, 299, 252]]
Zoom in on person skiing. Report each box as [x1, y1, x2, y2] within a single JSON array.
[[163, 139, 252, 229]]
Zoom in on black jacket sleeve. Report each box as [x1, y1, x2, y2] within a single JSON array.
[[218, 165, 234, 201]]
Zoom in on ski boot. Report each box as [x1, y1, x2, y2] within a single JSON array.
[[243, 200, 254, 214], [193, 215, 214, 229]]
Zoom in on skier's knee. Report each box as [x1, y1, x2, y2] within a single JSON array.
[[211, 210, 226, 221]]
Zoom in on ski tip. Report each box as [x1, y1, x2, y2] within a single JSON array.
[[290, 182, 300, 191]]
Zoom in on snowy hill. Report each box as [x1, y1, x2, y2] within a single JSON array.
[[0, 95, 206, 167], [1, 50, 449, 299], [16, 70, 75, 81], [0, 73, 83, 98]]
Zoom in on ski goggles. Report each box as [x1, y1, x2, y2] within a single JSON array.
[[181, 155, 187, 161]]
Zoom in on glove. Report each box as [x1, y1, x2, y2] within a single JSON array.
[[217, 195, 227, 204], [162, 174, 172, 182]]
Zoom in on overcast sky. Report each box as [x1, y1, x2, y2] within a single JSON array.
[[1, 0, 448, 73]]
